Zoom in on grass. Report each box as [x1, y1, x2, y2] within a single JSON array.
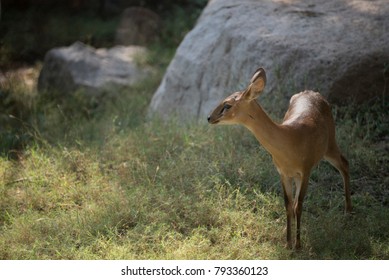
[[0, 3, 388, 260], [0, 66, 388, 259]]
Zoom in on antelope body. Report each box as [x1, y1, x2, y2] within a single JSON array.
[[207, 68, 352, 249]]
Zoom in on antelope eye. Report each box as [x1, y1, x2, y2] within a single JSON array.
[[223, 103, 232, 110], [220, 103, 232, 115]]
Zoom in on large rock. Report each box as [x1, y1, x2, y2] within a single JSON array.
[[149, 0, 389, 121], [38, 42, 150, 97]]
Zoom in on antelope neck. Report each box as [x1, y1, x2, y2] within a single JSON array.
[[242, 100, 287, 156]]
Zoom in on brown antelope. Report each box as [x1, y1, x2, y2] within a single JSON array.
[[207, 68, 352, 249]]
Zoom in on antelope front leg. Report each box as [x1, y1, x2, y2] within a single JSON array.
[[281, 176, 294, 249], [293, 175, 309, 249]]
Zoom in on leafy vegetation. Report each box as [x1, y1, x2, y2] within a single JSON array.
[[0, 2, 388, 260], [0, 0, 207, 67]]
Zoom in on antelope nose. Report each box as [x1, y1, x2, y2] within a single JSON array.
[[207, 116, 211, 123]]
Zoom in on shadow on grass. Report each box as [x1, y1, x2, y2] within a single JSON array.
[[294, 203, 389, 259]]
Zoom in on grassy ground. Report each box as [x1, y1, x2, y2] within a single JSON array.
[[0, 4, 388, 260], [0, 65, 388, 259]]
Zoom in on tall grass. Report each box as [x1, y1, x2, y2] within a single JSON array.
[[0, 64, 388, 259]]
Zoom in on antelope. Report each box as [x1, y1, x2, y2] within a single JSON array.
[[207, 68, 352, 249]]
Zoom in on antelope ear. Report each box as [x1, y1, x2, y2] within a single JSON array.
[[243, 67, 266, 100]]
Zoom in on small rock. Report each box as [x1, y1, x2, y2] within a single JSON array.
[[38, 41, 150, 97]]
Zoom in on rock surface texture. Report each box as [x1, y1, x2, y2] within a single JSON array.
[[38, 42, 149, 96], [149, 0, 389, 121]]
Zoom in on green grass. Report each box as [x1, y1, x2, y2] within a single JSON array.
[[0, 65, 388, 259]]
